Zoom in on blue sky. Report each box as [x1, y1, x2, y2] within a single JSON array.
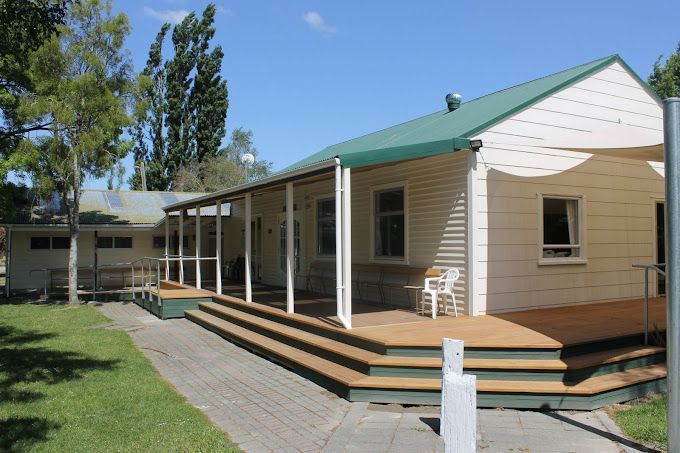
[[88, 0, 678, 189]]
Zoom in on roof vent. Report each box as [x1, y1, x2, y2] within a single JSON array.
[[446, 93, 462, 111]]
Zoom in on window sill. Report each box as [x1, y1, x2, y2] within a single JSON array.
[[538, 258, 587, 266], [370, 257, 409, 265]]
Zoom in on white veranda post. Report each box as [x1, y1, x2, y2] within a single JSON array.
[[179, 209, 185, 284], [245, 193, 253, 302], [216, 201, 222, 295], [335, 162, 352, 329], [195, 205, 201, 289], [342, 167, 352, 327], [164, 212, 170, 280], [286, 183, 295, 313]]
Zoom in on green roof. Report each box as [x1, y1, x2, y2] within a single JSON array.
[[283, 54, 623, 171]]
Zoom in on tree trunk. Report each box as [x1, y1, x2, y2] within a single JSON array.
[[68, 153, 81, 305]]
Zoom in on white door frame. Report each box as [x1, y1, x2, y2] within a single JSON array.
[[277, 211, 303, 286]]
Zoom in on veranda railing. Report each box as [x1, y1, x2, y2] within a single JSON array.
[[632, 263, 666, 345]]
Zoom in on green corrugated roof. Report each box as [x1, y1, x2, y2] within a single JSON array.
[[283, 54, 621, 171]]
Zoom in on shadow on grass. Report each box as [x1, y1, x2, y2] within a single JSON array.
[[0, 417, 61, 452], [0, 322, 119, 450]]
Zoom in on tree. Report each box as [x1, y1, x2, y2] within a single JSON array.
[[165, 12, 198, 183], [649, 42, 680, 99], [130, 23, 171, 191], [191, 4, 228, 162], [173, 128, 272, 192], [132, 4, 229, 190], [17, 0, 133, 304], [0, 0, 69, 181]]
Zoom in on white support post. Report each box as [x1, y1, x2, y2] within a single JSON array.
[[195, 205, 201, 289], [335, 163, 345, 325], [441, 338, 476, 453], [245, 193, 252, 302], [286, 183, 295, 313], [179, 209, 185, 284], [164, 212, 170, 280], [215, 201, 222, 295], [342, 167, 352, 328]]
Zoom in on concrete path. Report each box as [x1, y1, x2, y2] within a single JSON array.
[[96, 302, 656, 453]]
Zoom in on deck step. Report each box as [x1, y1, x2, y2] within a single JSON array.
[[185, 309, 667, 407], [198, 301, 665, 380]]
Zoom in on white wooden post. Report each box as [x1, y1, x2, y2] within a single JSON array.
[[245, 193, 252, 302], [216, 201, 222, 295], [342, 167, 352, 328], [441, 338, 476, 453], [179, 209, 185, 284], [334, 163, 345, 325], [195, 205, 201, 289], [286, 182, 295, 313], [164, 212, 170, 280]]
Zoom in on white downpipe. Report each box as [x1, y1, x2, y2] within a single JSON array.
[[164, 213, 170, 280], [245, 193, 252, 302], [334, 160, 351, 329], [179, 209, 184, 284], [216, 201, 222, 295], [342, 167, 352, 329], [195, 206, 201, 289], [286, 182, 295, 313]]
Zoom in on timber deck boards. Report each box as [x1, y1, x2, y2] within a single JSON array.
[[164, 279, 667, 349], [150, 288, 209, 299]]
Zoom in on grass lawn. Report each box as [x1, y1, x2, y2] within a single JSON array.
[[614, 394, 667, 450], [0, 301, 240, 452]]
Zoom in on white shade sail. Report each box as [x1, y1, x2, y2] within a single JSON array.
[[539, 124, 664, 162]]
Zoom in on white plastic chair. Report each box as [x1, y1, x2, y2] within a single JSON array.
[[420, 268, 460, 319]]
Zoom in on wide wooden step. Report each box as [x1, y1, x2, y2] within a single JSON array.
[[199, 302, 384, 366], [186, 309, 666, 395], [202, 301, 665, 371]]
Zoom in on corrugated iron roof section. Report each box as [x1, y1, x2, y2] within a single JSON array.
[[6, 190, 227, 225]]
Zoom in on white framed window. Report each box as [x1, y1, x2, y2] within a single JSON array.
[[315, 196, 336, 257], [538, 194, 586, 265], [370, 182, 408, 263]]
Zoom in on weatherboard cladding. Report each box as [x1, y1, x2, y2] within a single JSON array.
[[282, 55, 626, 172]]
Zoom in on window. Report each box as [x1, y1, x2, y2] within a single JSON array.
[[30, 236, 69, 250], [373, 185, 406, 260], [539, 195, 585, 263], [114, 237, 132, 248], [153, 236, 165, 249], [51, 237, 70, 249], [316, 198, 335, 256], [168, 235, 189, 249], [96, 236, 132, 249], [30, 237, 50, 250], [96, 236, 113, 248]]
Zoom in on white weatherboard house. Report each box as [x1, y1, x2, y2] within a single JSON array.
[[162, 54, 665, 316]]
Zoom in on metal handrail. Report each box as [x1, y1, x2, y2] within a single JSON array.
[[632, 263, 666, 344]]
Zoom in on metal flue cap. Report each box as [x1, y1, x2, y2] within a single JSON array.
[[446, 93, 462, 111]]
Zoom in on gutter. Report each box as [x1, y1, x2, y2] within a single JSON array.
[[162, 159, 338, 212]]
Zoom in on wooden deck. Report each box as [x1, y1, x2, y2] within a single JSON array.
[[168, 280, 666, 349], [163, 279, 668, 408]]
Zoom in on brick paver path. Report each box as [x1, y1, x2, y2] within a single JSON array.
[[97, 302, 653, 453], [98, 302, 351, 453]]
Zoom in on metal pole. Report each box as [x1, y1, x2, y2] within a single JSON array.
[[342, 167, 353, 328], [644, 267, 649, 345], [179, 210, 184, 284], [663, 97, 680, 453], [334, 162, 344, 323], [164, 213, 170, 280]]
